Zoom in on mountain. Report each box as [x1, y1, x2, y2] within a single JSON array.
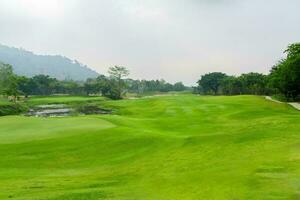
[[0, 44, 99, 81]]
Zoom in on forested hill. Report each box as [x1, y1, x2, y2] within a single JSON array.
[[0, 44, 99, 81]]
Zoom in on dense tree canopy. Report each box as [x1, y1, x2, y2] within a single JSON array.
[[284, 43, 300, 59], [0, 64, 187, 101], [269, 43, 300, 100], [196, 72, 268, 96], [220, 76, 243, 95], [195, 43, 300, 100], [239, 73, 268, 95], [0, 62, 18, 99], [126, 79, 187, 94], [197, 72, 227, 95]]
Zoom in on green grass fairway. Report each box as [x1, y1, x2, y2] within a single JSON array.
[[1, 95, 300, 199]]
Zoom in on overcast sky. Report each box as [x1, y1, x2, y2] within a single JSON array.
[[0, 0, 299, 85]]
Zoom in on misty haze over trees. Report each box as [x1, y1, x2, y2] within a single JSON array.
[[0, 43, 299, 101], [0, 44, 98, 81], [0, 44, 188, 100]]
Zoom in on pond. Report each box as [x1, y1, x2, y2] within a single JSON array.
[[25, 104, 112, 117], [25, 104, 74, 117]]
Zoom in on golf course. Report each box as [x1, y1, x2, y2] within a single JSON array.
[[1, 94, 300, 199], [1, 0, 300, 198]]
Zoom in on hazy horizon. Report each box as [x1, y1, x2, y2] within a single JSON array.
[[0, 0, 300, 85]]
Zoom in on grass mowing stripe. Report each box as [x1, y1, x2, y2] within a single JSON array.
[[0, 94, 300, 199]]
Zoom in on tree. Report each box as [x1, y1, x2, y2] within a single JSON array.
[[125, 79, 186, 94], [173, 82, 186, 91], [220, 76, 243, 95], [239, 73, 267, 95], [269, 57, 300, 100], [84, 78, 99, 95], [0, 62, 18, 100], [284, 43, 300, 59], [269, 43, 300, 100], [108, 66, 130, 99], [29, 75, 58, 95], [60, 80, 84, 95], [197, 72, 227, 95], [17, 76, 31, 97]]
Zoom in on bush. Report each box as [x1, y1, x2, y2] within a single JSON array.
[[0, 103, 28, 116]]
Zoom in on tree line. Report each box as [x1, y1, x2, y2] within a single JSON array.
[[195, 43, 300, 101], [2, 43, 298, 101], [0, 64, 187, 101], [126, 79, 186, 94]]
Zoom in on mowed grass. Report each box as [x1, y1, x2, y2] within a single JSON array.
[[1, 95, 300, 199]]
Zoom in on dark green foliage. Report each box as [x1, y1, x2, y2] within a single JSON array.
[[2, 63, 185, 101], [269, 43, 300, 100], [28, 75, 58, 95], [221, 76, 243, 95], [0, 62, 18, 99], [239, 73, 268, 95], [197, 72, 227, 95], [16, 75, 86, 96], [58, 80, 85, 95], [173, 82, 186, 91], [284, 43, 300, 59], [126, 79, 187, 94], [16, 76, 31, 97], [196, 43, 300, 99], [84, 75, 126, 100], [197, 72, 269, 96], [100, 78, 123, 100], [84, 78, 99, 95], [0, 103, 27, 116]]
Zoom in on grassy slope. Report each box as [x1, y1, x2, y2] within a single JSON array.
[[0, 98, 27, 116], [0, 95, 300, 199]]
